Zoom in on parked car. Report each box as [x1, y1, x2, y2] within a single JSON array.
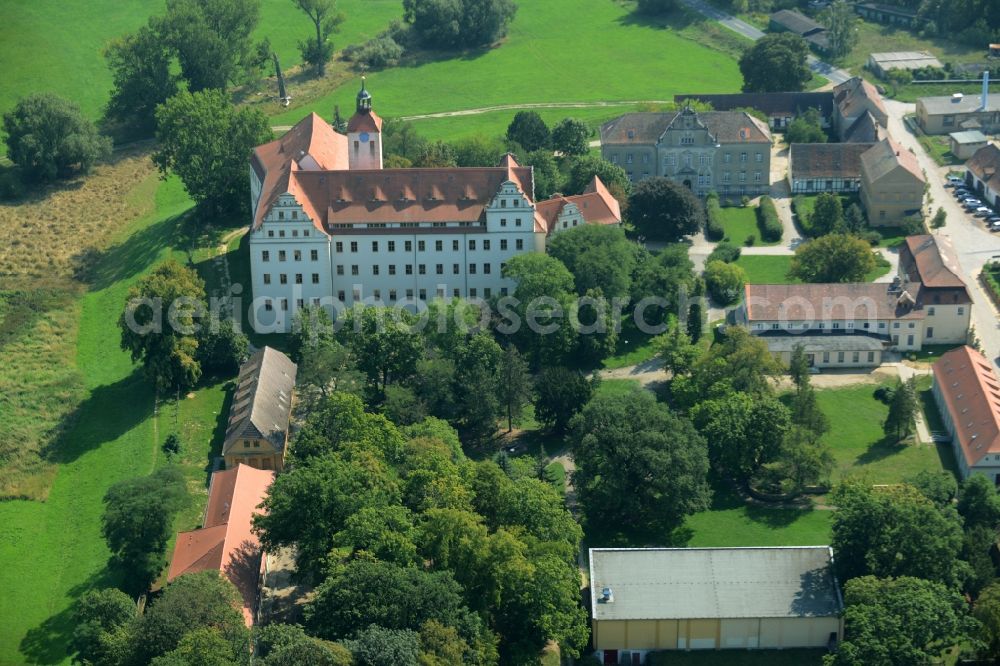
[[975, 207, 993, 217], [955, 190, 971, 198], [946, 176, 965, 187], [963, 198, 983, 206], [986, 215, 1000, 224], [990, 221, 1000, 232], [964, 202, 983, 211]]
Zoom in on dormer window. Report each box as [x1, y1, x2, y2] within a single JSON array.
[[501, 199, 507, 208]]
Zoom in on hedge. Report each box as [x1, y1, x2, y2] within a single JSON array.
[[705, 192, 725, 241], [757, 196, 783, 242]]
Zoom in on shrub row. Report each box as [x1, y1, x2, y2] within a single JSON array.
[[757, 196, 782, 242], [705, 192, 725, 241]]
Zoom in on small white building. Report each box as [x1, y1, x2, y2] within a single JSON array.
[[948, 130, 989, 160], [867, 51, 942, 78], [932, 345, 1000, 482], [589, 547, 844, 664]]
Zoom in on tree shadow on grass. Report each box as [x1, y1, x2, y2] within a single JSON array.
[[854, 435, 909, 468], [78, 208, 196, 292], [18, 567, 119, 665], [616, 6, 707, 31], [41, 369, 154, 465]]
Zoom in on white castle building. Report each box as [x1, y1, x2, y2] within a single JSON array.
[[247, 81, 622, 332]]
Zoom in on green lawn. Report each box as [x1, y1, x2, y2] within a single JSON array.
[[602, 326, 662, 370], [792, 194, 904, 247], [0, 0, 402, 122], [0, 177, 233, 665], [917, 134, 962, 167], [815, 384, 956, 484], [735, 255, 795, 283], [271, 0, 744, 126], [595, 378, 644, 398], [718, 205, 778, 247], [544, 461, 566, 493], [409, 104, 636, 143], [684, 500, 833, 547], [841, 19, 985, 75]]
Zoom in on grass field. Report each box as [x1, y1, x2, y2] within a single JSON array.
[[718, 205, 778, 247], [0, 0, 402, 122], [0, 175, 235, 665], [917, 133, 962, 167], [409, 105, 637, 143], [816, 383, 956, 484], [734, 255, 795, 283], [271, 0, 744, 126], [841, 19, 985, 75]]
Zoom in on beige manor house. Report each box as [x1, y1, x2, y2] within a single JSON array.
[[734, 235, 971, 368]]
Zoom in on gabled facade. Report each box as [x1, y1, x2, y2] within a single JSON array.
[[223, 347, 297, 472], [247, 82, 622, 332], [599, 107, 772, 200], [859, 138, 925, 225], [735, 235, 970, 363], [965, 143, 1000, 209], [788, 143, 871, 194], [833, 77, 889, 141]]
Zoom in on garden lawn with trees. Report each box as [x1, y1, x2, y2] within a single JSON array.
[[0, 176, 238, 664], [718, 204, 780, 246], [271, 0, 743, 125], [0, 0, 401, 123]]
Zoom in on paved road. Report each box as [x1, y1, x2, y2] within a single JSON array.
[[882, 99, 1000, 370], [679, 0, 852, 85]]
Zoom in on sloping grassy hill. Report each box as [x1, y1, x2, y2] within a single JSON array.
[[0, 0, 401, 120]]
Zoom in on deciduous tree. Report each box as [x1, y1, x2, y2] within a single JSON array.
[[158, 0, 269, 91], [104, 25, 180, 134], [336, 306, 425, 395], [533, 367, 593, 433], [294, 0, 345, 77], [957, 473, 1000, 530], [550, 118, 590, 156], [153, 89, 272, 216], [497, 345, 531, 432], [826, 576, 976, 666], [118, 260, 207, 392], [810, 192, 844, 236], [628, 177, 705, 241], [823, 0, 859, 59], [739, 33, 812, 92], [71, 588, 136, 666], [785, 107, 828, 144], [566, 155, 630, 198], [830, 480, 966, 586], [569, 390, 711, 538], [704, 259, 746, 305], [547, 224, 637, 300], [788, 233, 877, 283], [883, 377, 917, 442], [506, 111, 550, 152], [3, 94, 111, 182]]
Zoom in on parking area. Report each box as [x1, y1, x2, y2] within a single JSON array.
[[947, 175, 1000, 232]]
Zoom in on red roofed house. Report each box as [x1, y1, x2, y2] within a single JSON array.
[[247, 79, 622, 333], [167, 464, 275, 625], [859, 137, 926, 225], [932, 346, 1000, 482]]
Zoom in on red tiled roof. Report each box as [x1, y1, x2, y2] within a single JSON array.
[[968, 144, 1000, 185], [167, 464, 275, 626], [534, 176, 622, 234], [861, 137, 924, 183], [252, 113, 348, 231], [347, 109, 383, 133], [744, 282, 925, 321], [901, 235, 967, 289], [933, 346, 1000, 467]]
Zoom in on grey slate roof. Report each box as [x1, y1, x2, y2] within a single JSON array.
[[843, 111, 884, 143], [770, 9, 825, 36], [950, 130, 988, 144], [673, 92, 834, 119], [763, 334, 885, 352], [600, 111, 771, 145], [223, 346, 297, 454], [790, 143, 871, 179], [589, 547, 843, 621]]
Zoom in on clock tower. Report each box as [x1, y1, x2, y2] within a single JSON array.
[[346, 77, 383, 170]]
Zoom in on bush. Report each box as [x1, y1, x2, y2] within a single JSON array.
[[704, 260, 746, 306], [343, 36, 404, 69], [901, 213, 925, 236], [744, 234, 756, 247], [757, 196, 783, 242], [706, 240, 741, 264], [705, 192, 725, 241], [874, 385, 896, 404], [859, 229, 883, 246]]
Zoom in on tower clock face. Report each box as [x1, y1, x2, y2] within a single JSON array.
[[359, 132, 370, 142]]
